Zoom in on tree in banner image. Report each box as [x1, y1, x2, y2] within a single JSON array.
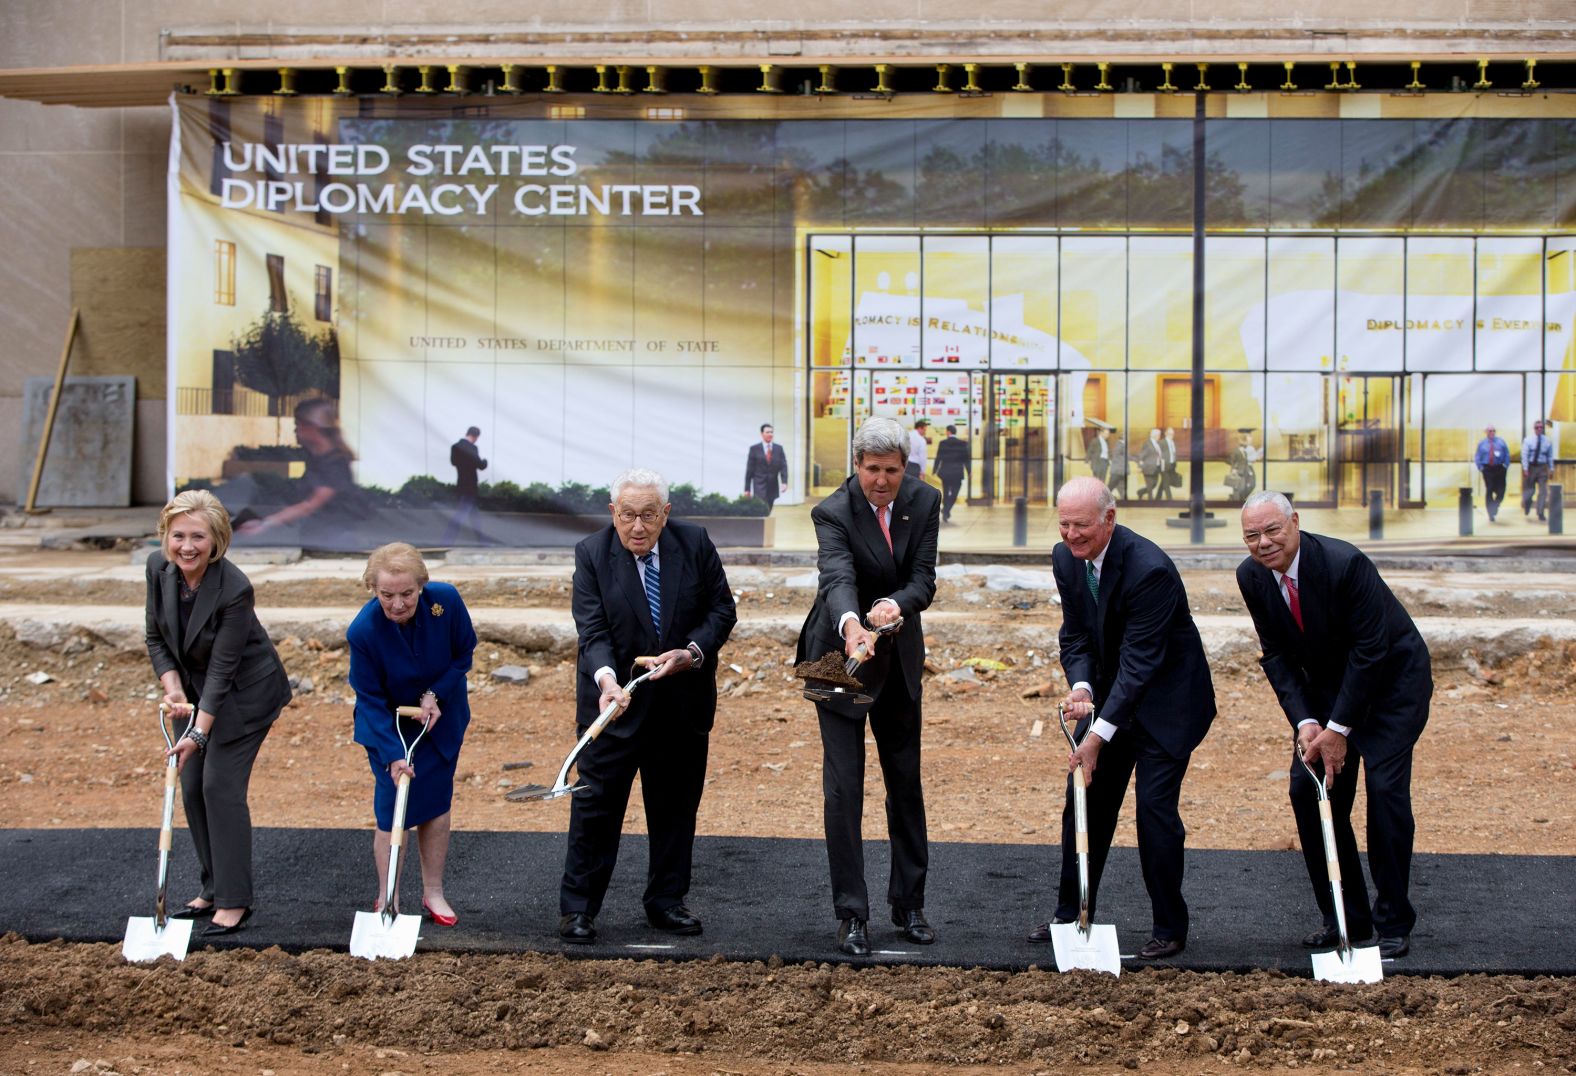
[[231, 301, 338, 420]]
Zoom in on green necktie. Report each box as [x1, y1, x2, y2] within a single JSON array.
[[1086, 561, 1099, 603]]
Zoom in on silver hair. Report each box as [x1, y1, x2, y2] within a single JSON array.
[[1243, 490, 1294, 518], [611, 467, 669, 505], [852, 416, 909, 463], [1055, 476, 1116, 515]]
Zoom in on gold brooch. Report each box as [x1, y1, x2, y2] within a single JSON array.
[[430, 602, 445, 617]]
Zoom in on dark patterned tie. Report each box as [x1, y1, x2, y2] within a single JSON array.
[[640, 553, 661, 636], [1085, 561, 1099, 603]]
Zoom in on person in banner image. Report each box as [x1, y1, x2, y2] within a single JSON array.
[[348, 543, 477, 926], [1236, 491, 1428, 959], [906, 419, 930, 479], [238, 398, 362, 543], [1226, 430, 1258, 503], [1108, 428, 1129, 499], [441, 426, 489, 546], [1028, 477, 1216, 960], [743, 423, 789, 509], [1473, 424, 1510, 522], [1162, 426, 1182, 498], [1137, 428, 1164, 499], [1522, 419, 1554, 521], [144, 490, 291, 937], [796, 416, 941, 957], [1087, 427, 1110, 484], [558, 469, 737, 944], [932, 424, 970, 523]]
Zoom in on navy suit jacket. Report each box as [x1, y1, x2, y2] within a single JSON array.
[[1052, 525, 1215, 759], [571, 519, 737, 737], [1236, 531, 1430, 758], [745, 442, 789, 501], [795, 474, 940, 702]]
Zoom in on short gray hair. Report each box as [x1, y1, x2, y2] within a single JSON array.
[[852, 416, 909, 464], [1243, 490, 1293, 518], [1055, 476, 1116, 515], [611, 468, 669, 505]]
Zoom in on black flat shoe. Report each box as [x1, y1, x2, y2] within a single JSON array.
[[837, 916, 870, 957], [170, 903, 215, 920], [559, 912, 596, 944], [1026, 916, 1076, 943], [201, 907, 253, 936], [646, 904, 703, 935], [1137, 936, 1185, 960], [890, 907, 935, 945], [1302, 924, 1374, 949]]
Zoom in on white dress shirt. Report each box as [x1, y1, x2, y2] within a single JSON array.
[[834, 499, 901, 638]]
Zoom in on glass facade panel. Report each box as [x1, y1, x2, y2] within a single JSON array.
[[1411, 119, 1486, 231], [1477, 237, 1544, 371], [1265, 373, 1330, 503], [989, 236, 1058, 368], [922, 236, 989, 368], [1268, 120, 1338, 231], [1204, 237, 1265, 370], [1061, 237, 1127, 370], [1424, 373, 1522, 504], [1547, 238, 1576, 397], [809, 235, 851, 366], [1129, 237, 1194, 370], [1337, 237, 1405, 371], [984, 120, 1058, 226], [1405, 237, 1474, 371], [851, 235, 920, 367], [1266, 237, 1335, 371]]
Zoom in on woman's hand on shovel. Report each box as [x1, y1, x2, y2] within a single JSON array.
[[166, 736, 199, 774], [389, 759, 415, 781]]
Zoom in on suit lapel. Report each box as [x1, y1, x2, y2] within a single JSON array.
[[656, 528, 685, 647], [1094, 526, 1124, 647], [848, 479, 893, 573], [158, 558, 182, 658], [888, 481, 914, 567], [610, 528, 657, 643], [1294, 534, 1325, 650], [182, 559, 223, 651]]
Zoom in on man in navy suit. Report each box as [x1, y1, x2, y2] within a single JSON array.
[[1237, 490, 1429, 959], [558, 468, 737, 943], [744, 423, 789, 509], [1027, 476, 1216, 959], [796, 416, 941, 957]]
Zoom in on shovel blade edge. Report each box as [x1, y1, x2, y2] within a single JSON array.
[[349, 910, 423, 960], [122, 916, 192, 963], [1050, 923, 1122, 977], [1311, 945, 1384, 984]]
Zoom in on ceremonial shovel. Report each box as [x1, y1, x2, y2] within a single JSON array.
[[506, 665, 659, 803], [350, 706, 431, 960], [122, 704, 195, 963], [1050, 706, 1121, 977], [798, 617, 904, 707], [1297, 743, 1383, 984]]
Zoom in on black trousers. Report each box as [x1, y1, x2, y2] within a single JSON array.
[[559, 717, 710, 917], [1480, 464, 1506, 518], [1137, 469, 1161, 499], [1522, 463, 1551, 518], [1055, 718, 1192, 942], [1289, 736, 1417, 940], [938, 471, 964, 519], [180, 719, 272, 908], [817, 674, 928, 921]]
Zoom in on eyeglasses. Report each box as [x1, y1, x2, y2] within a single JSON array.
[[616, 510, 662, 526], [1242, 523, 1287, 543]]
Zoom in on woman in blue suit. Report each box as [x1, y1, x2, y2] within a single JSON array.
[[347, 543, 477, 925]]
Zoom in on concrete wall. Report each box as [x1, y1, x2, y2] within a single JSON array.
[[1, 0, 1572, 503]]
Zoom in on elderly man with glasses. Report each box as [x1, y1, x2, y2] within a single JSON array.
[[556, 468, 737, 945]]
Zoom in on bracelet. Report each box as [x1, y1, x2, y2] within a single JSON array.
[[421, 690, 437, 704], [182, 727, 209, 754]]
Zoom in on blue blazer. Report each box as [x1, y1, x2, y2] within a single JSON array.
[[348, 581, 477, 768]]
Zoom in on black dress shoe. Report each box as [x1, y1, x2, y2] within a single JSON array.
[[891, 907, 935, 945], [1302, 924, 1375, 949], [1137, 936, 1185, 960], [1378, 935, 1410, 958], [170, 903, 215, 920], [201, 907, 253, 937], [837, 917, 870, 957], [1026, 916, 1076, 943], [647, 904, 703, 935], [559, 912, 596, 944]]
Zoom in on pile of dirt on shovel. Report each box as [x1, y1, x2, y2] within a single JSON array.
[[3, 935, 1575, 1072]]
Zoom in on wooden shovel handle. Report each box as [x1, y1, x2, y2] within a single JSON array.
[[395, 705, 423, 717]]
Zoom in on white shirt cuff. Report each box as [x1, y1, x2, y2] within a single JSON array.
[[1092, 718, 1120, 743], [593, 666, 617, 691], [1327, 721, 1352, 737], [1071, 681, 1092, 698], [836, 611, 860, 638], [873, 597, 900, 613], [1296, 718, 1320, 729]]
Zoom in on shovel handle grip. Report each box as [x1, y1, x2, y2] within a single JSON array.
[[395, 705, 422, 717], [1317, 799, 1341, 883]]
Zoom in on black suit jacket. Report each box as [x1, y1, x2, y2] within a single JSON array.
[[744, 442, 789, 501], [450, 438, 488, 498], [571, 519, 737, 737], [795, 474, 941, 702], [1236, 531, 1430, 757], [1052, 525, 1215, 759], [144, 552, 291, 743], [933, 436, 970, 479]]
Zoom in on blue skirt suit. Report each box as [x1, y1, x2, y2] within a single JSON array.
[[347, 581, 478, 830]]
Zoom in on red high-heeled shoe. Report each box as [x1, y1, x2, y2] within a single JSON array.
[[422, 898, 458, 927]]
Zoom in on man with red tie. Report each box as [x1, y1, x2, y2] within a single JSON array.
[[795, 415, 941, 957], [1237, 490, 1431, 959], [744, 423, 789, 509]]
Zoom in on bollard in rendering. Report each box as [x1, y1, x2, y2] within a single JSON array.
[[1013, 496, 1028, 547], [1551, 484, 1564, 535], [1368, 489, 1383, 540], [1458, 487, 1473, 537]]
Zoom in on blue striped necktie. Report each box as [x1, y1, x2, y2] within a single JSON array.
[[640, 552, 661, 636]]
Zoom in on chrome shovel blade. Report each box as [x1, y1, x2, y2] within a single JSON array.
[[1050, 922, 1122, 976], [1311, 943, 1384, 984], [122, 915, 192, 963], [505, 782, 584, 802], [349, 909, 423, 960]]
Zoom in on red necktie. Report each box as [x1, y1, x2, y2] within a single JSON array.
[[764, 444, 771, 462], [877, 505, 893, 553], [1284, 575, 1304, 632]]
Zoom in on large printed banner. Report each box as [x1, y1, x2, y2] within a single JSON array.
[[169, 97, 1576, 548]]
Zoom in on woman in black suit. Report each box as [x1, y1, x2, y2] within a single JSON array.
[[145, 489, 291, 935]]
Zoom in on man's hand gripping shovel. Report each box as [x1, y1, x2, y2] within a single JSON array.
[[506, 664, 661, 803], [350, 706, 432, 960], [1297, 741, 1383, 984], [122, 703, 196, 962], [1050, 705, 1122, 976]]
